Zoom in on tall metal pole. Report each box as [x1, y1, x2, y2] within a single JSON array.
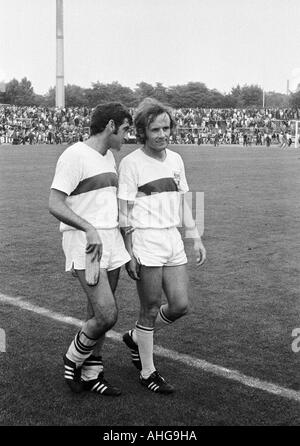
[[56, 0, 65, 108]]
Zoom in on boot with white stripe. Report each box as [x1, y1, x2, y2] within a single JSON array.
[[82, 372, 121, 396], [63, 354, 83, 393], [122, 330, 142, 371], [140, 370, 175, 394]]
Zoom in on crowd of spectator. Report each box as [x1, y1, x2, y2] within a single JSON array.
[[171, 107, 300, 146], [1, 105, 300, 147], [0, 105, 90, 145]]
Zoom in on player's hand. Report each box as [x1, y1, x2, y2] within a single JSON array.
[[194, 238, 207, 266], [85, 227, 103, 262], [126, 256, 140, 280]]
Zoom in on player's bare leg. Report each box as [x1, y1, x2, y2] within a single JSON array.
[[64, 268, 121, 395], [80, 267, 121, 383], [131, 266, 174, 393], [137, 266, 162, 328], [161, 264, 189, 322], [76, 268, 118, 338]]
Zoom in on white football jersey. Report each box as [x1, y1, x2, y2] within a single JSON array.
[[118, 148, 189, 229], [51, 142, 119, 232]]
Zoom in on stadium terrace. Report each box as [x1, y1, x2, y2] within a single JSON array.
[[0, 105, 300, 147]]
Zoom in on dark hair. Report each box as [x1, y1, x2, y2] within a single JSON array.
[[134, 98, 176, 144], [90, 102, 132, 136]]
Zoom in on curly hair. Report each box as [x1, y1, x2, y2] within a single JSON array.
[[90, 102, 132, 136]]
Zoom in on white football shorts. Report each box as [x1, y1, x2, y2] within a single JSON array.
[[132, 227, 187, 267], [62, 227, 131, 272]]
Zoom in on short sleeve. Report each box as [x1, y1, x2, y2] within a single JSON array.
[[178, 156, 189, 194], [50, 148, 82, 196], [117, 157, 138, 201]]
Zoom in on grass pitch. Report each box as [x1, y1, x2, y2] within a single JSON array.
[[0, 143, 299, 426]]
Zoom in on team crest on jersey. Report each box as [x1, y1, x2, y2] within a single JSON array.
[[173, 171, 181, 187]]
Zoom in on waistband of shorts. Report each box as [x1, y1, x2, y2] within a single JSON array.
[[134, 225, 177, 230], [61, 225, 119, 233]]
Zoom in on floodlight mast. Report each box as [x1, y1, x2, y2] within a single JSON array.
[[56, 0, 65, 108]]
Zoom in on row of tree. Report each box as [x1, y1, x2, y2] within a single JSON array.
[[1, 77, 300, 108]]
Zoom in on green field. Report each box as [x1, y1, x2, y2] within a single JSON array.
[[0, 143, 299, 426]]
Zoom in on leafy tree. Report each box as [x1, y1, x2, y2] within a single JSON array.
[[88, 82, 111, 106], [289, 90, 300, 108], [4, 79, 20, 104], [206, 89, 226, 108], [167, 82, 210, 108], [2, 77, 297, 110], [42, 86, 56, 107], [4, 77, 36, 105], [88, 81, 136, 107], [135, 82, 155, 102], [166, 85, 185, 108], [65, 84, 88, 107], [222, 93, 239, 108], [240, 84, 263, 107], [33, 94, 46, 106], [18, 77, 35, 104], [183, 82, 210, 107], [229, 85, 243, 107], [106, 82, 136, 107], [265, 91, 289, 108], [153, 83, 168, 103]]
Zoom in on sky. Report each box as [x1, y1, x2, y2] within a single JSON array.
[[1, 0, 300, 95]]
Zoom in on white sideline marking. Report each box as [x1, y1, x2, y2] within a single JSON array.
[[1, 292, 300, 403]]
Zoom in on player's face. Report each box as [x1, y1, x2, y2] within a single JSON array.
[[145, 113, 171, 152], [109, 118, 130, 151]]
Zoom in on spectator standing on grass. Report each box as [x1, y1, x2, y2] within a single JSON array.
[[54, 131, 62, 145], [257, 131, 262, 145], [12, 129, 18, 145], [214, 133, 219, 147], [118, 98, 206, 394], [47, 129, 53, 144], [49, 102, 132, 397], [280, 132, 288, 149]]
